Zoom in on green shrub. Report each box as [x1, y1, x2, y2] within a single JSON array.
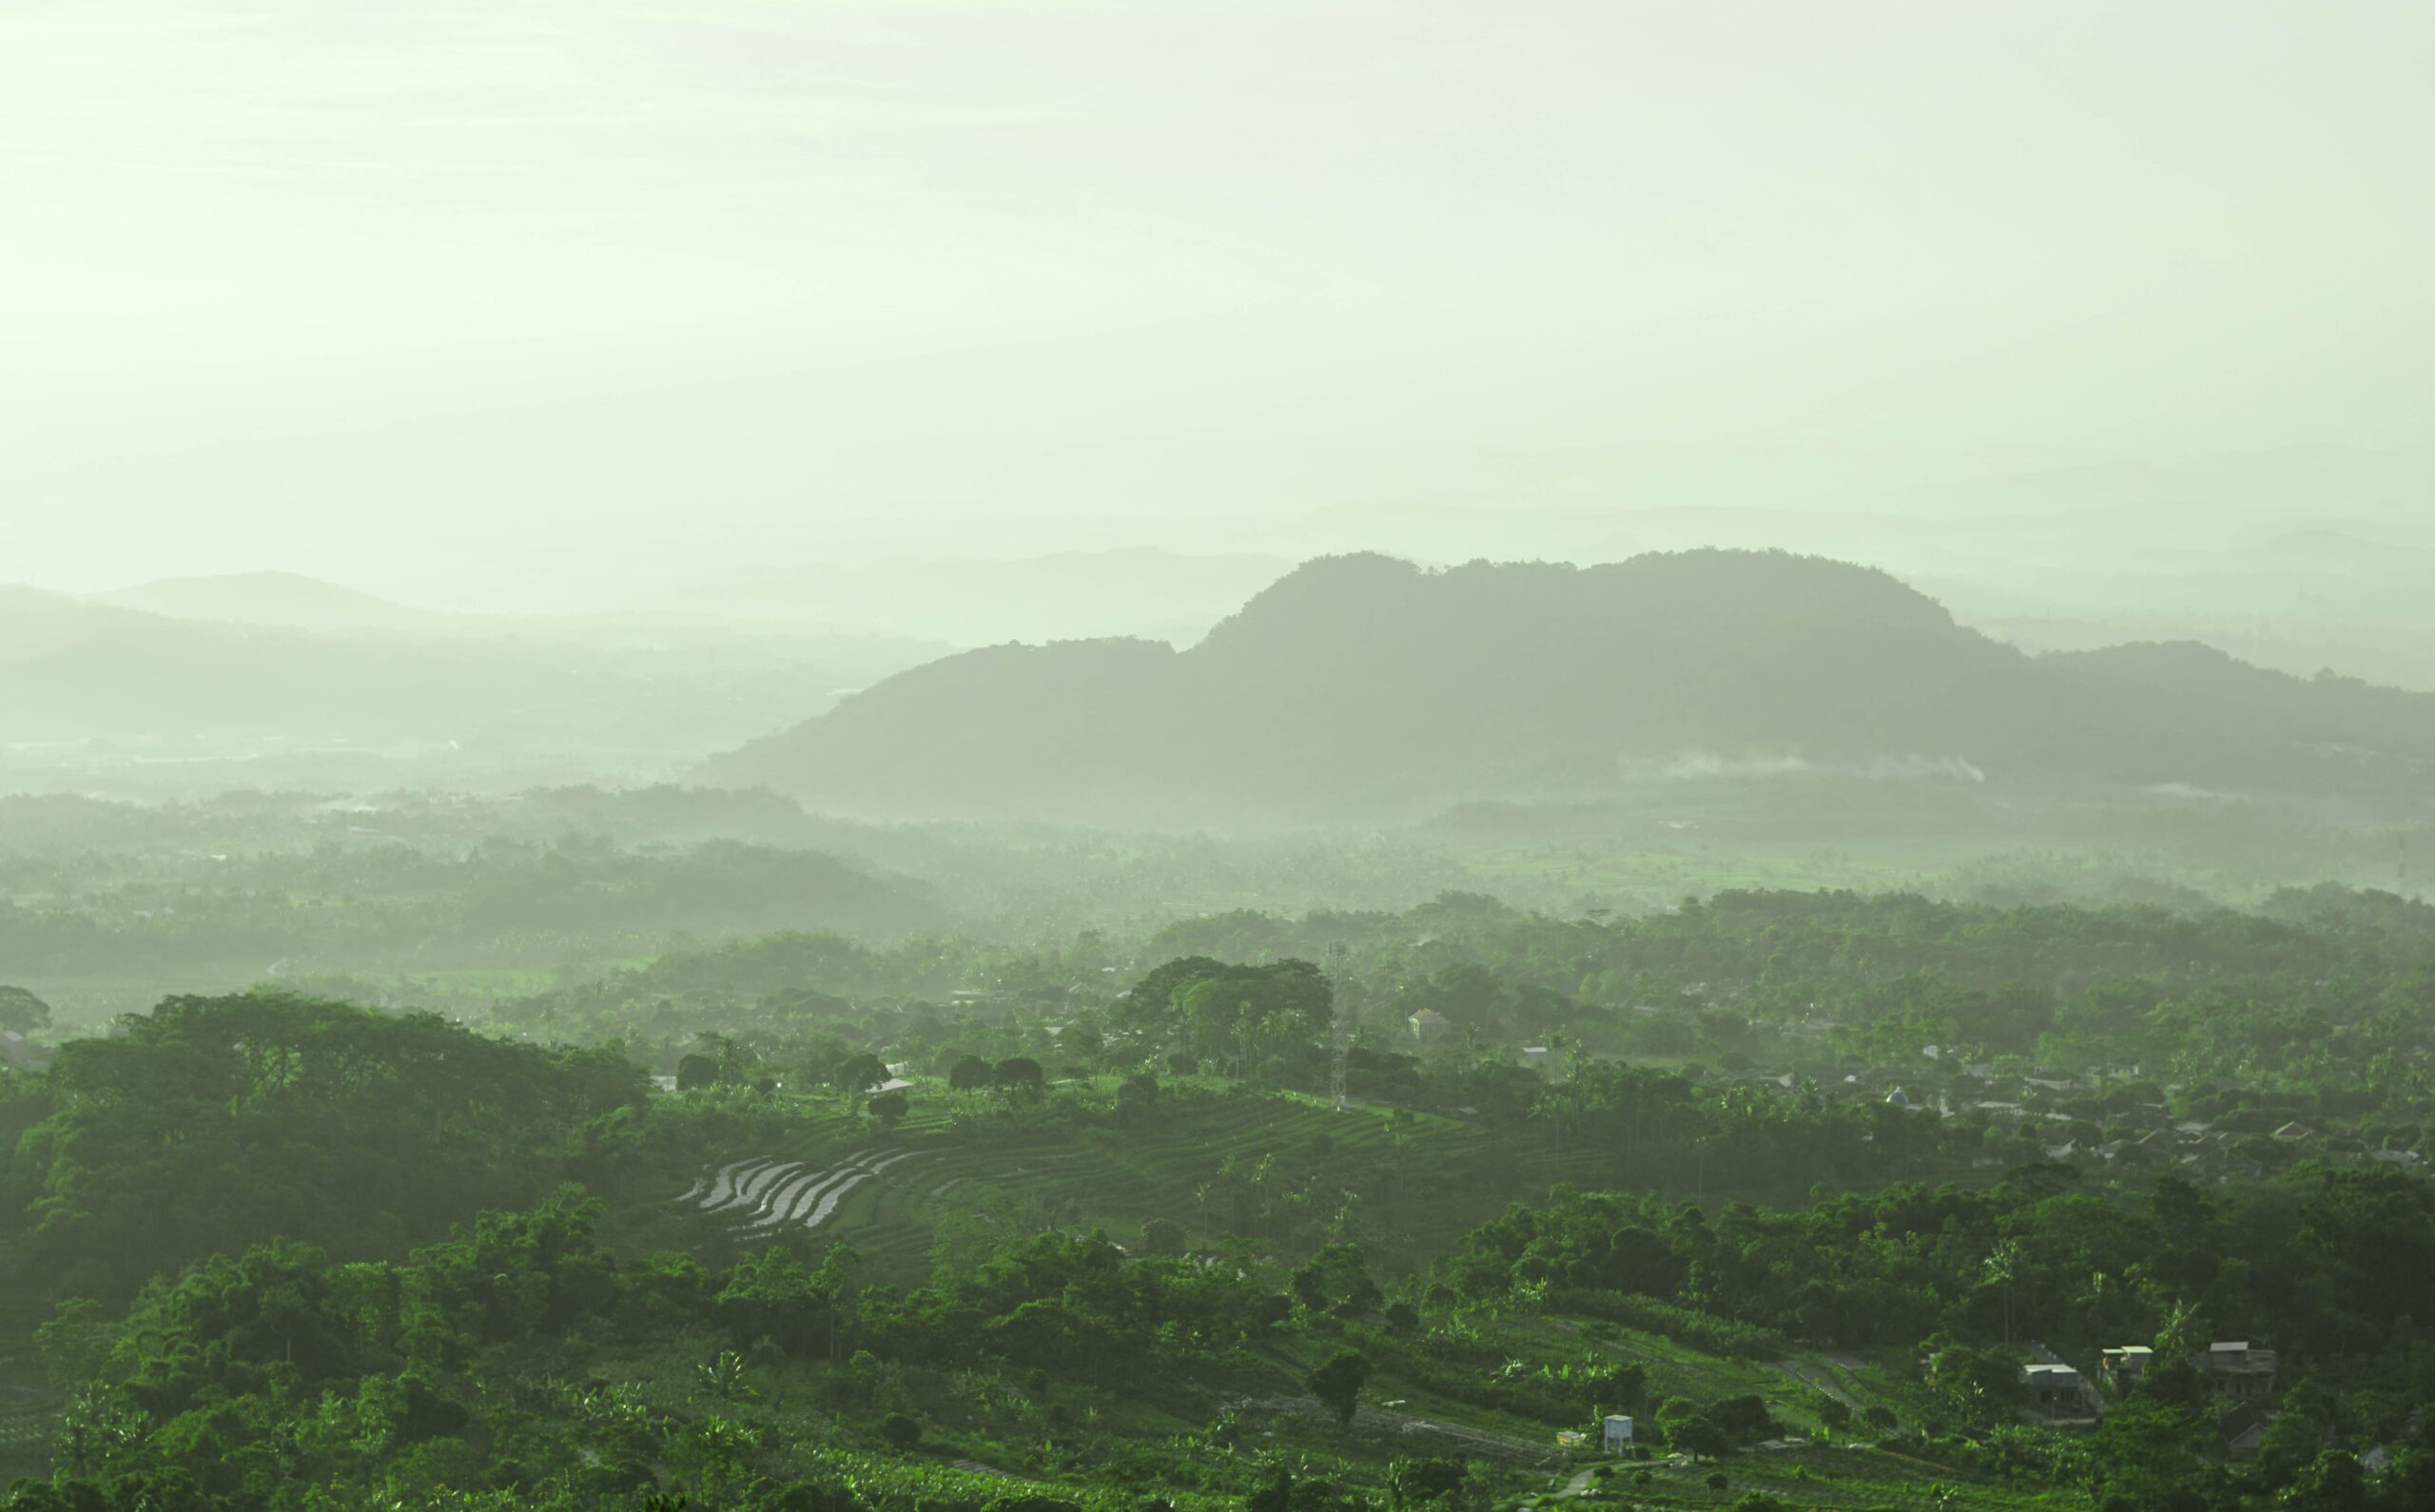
[[878, 1411, 923, 1451]]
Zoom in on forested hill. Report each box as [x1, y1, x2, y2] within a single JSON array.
[[697, 550, 2435, 819]]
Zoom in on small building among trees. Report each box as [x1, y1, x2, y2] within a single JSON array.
[[2099, 1346, 2153, 1393], [2198, 1343, 2278, 1401], [2022, 1364, 2099, 1419]]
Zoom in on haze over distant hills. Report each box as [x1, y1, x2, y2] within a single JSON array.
[[92, 571, 478, 636], [698, 550, 2435, 824], [0, 587, 941, 795], [1294, 470, 2435, 691], [87, 552, 1295, 652], [39, 458, 2435, 690], [659, 549, 1294, 648]]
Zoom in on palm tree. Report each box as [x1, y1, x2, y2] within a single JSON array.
[[2086, 1270, 2115, 1347], [1981, 1237, 2023, 1347], [2154, 1297, 2207, 1362]]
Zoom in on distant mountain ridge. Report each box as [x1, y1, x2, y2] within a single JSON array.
[[91, 572, 473, 635], [0, 587, 933, 781], [696, 550, 2435, 820]]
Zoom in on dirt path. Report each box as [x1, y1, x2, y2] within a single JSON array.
[[1775, 1356, 1860, 1406]]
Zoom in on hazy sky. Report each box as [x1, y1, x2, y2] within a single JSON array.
[[4, 1, 2429, 595]]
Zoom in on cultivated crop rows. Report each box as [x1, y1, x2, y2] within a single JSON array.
[[805, 1097, 1594, 1271], [678, 1147, 929, 1239], [0, 1400, 56, 1453], [674, 1096, 1605, 1272]]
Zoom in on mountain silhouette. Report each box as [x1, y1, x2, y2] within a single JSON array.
[[697, 551, 2435, 820]]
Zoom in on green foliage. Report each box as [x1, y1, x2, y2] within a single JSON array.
[[1447, 1164, 2435, 1379], [1670, 1413, 1730, 1462], [1117, 1073, 1160, 1115], [16, 875, 2435, 1512], [1933, 1344, 2029, 1425], [0, 984, 51, 1035], [1308, 1350, 1372, 1427], [832, 1053, 886, 1095], [992, 1057, 1046, 1098], [1289, 1245, 1381, 1317], [877, 1410, 922, 1451], [1386, 1458, 1465, 1507], [1118, 959, 1332, 1083], [7, 991, 646, 1301]]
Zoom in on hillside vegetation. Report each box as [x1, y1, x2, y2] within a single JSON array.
[[699, 552, 2435, 821]]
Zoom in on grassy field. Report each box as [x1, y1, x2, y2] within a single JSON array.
[[652, 1080, 1668, 1281]]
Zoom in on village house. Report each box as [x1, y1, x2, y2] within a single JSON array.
[[2198, 1343, 2278, 1401], [2094, 1334, 2279, 1402], [2217, 1404, 2275, 1457], [2022, 1364, 2101, 1420], [2099, 1347, 2154, 1393], [1407, 1009, 1451, 1043]]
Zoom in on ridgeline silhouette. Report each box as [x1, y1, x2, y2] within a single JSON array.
[[699, 550, 2435, 820]]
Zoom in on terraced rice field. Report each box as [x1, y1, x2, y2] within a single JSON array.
[[677, 1145, 935, 1241], [675, 1089, 1632, 1274], [0, 1395, 56, 1458], [0, 1243, 59, 1470]]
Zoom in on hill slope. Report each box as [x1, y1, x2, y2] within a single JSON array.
[[697, 551, 2435, 820], [90, 571, 470, 635]]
